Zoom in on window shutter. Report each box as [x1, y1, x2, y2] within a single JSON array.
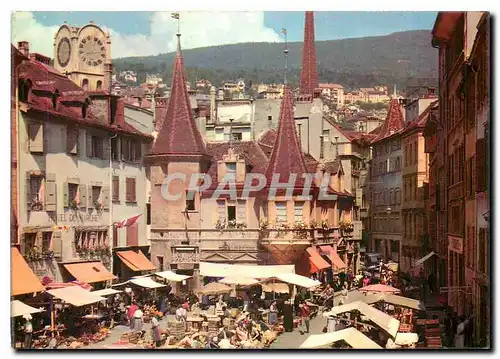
[[102, 136, 109, 160], [52, 231, 62, 258], [102, 186, 110, 210], [79, 184, 87, 209], [26, 171, 32, 211], [476, 138, 486, 192], [63, 182, 69, 207], [87, 185, 93, 209], [86, 131, 93, 158], [112, 176, 119, 202], [126, 224, 139, 246], [125, 178, 131, 202], [29, 123, 44, 153], [132, 178, 136, 202], [45, 173, 57, 211]]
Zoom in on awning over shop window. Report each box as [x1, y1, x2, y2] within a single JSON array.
[[11, 247, 45, 296], [199, 262, 294, 278], [306, 247, 330, 273], [116, 250, 156, 272], [47, 286, 106, 306], [11, 300, 44, 318], [319, 246, 346, 271], [63, 261, 116, 284]]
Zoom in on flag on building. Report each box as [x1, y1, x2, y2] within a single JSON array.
[[114, 214, 142, 228], [281, 28, 287, 35], [171, 12, 180, 19]]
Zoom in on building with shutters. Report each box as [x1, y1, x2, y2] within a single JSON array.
[[431, 11, 490, 347], [13, 40, 153, 286], [366, 97, 406, 263]]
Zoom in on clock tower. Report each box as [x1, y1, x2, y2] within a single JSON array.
[[53, 22, 111, 91]]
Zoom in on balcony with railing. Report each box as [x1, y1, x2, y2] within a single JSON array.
[[259, 220, 339, 246]]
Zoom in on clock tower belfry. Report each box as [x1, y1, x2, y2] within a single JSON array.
[[53, 21, 111, 91]]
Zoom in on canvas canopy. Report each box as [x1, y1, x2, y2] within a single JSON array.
[[359, 284, 401, 294], [273, 273, 321, 289], [199, 262, 294, 278], [11, 247, 45, 296], [219, 277, 260, 286], [154, 270, 191, 282], [323, 301, 400, 338], [47, 286, 106, 307], [344, 292, 425, 311], [261, 282, 289, 294], [11, 300, 44, 318], [198, 282, 232, 295], [300, 327, 382, 349], [128, 277, 166, 289], [91, 288, 122, 297], [414, 252, 436, 267], [394, 332, 419, 345]]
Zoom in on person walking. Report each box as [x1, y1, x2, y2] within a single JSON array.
[[128, 301, 138, 330], [454, 315, 472, 348], [23, 314, 33, 349], [151, 315, 162, 348], [299, 302, 311, 334], [175, 303, 187, 330]]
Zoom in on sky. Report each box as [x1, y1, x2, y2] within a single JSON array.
[[11, 11, 437, 59]]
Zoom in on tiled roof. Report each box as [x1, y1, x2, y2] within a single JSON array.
[[371, 98, 406, 143], [151, 45, 208, 157], [265, 86, 309, 185], [324, 158, 341, 174], [299, 11, 319, 95], [403, 100, 437, 134]]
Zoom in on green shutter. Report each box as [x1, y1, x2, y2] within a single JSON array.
[[79, 184, 87, 209], [45, 173, 57, 211], [86, 131, 93, 158], [52, 231, 62, 258], [63, 182, 69, 207], [87, 185, 94, 210], [102, 186, 110, 210], [26, 171, 32, 211]]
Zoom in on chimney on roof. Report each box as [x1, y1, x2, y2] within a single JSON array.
[[334, 136, 339, 158], [18, 41, 29, 58]]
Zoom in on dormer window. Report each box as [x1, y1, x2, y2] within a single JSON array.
[[82, 79, 89, 91], [225, 162, 236, 181], [18, 79, 32, 103], [231, 132, 242, 142], [96, 80, 102, 90]]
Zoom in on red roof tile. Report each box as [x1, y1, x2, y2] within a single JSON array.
[[299, 11, 319, 95], [151, 45, 208, 157], [403, 100, 437, 134], [372, 98, 406, 143], [265, 86, 309, 185]]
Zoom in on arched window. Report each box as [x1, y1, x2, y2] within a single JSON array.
[[82, 78, 89, 91], [96, 80, 102, 90], [18, 79, 32, 102]]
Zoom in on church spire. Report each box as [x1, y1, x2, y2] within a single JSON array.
[[265, 86, 308, 185], [299, 11, 319, 95], [151, 15, 208, 157]]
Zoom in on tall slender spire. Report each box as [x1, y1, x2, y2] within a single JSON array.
[[151, 15, 208, 157], [299, 11, 319, 95], [265, 86, 308, 185], [281, 28, 289, 86]]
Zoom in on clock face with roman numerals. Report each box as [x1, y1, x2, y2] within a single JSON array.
[[57, 37, 71, 67], [79, 35, 106, 67]]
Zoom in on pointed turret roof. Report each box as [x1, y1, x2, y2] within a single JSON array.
[[265, 86, 309, 185], [151, 40, 208, 157], [299, 11, 319, 95], [372, 98, 406, 143]]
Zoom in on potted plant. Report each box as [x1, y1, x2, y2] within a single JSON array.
[[70, 200, 80, 210], [320, 219, 330, 230], [30, 199, 43, 211], [309, 219, 319, 229], [236, 221, 247, 230], [339, 220, 354, 234], [293, 221, 308, 230], [259, 218, 269, 230], [215, 219, 226, 232], [227, 219, 237, 229], [94, 200, 103, 211]]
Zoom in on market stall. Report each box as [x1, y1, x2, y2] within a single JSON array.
[[11, 300, 44, 318]]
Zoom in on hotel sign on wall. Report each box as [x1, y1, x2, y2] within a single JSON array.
[[448, 235, 463, 254], [57, 213, 102, 222]]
